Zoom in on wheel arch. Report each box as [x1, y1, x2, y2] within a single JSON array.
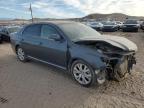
[[68, 57, 94, 72], [68, 55, 106, 73], [15, 44, 20, 53]]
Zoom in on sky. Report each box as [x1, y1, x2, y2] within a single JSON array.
[[0, 0, 144, 19]]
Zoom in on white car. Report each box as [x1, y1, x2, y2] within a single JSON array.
[[115, 21, 123, 29], [87, 22, 103, 31]]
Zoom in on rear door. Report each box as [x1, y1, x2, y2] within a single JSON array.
[[20, 24, 42, 58]]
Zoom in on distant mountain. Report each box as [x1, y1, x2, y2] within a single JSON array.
[[0, 13, 144, 24], [82, 13, 144, 21], [0, 18, 13, 20]]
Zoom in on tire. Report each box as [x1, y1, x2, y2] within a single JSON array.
[[122, 29, 125, 32], [135, 29, 138, 32], [71, 60, 106, 87], [16, 47, 27, 62], [0, 35, 2, 44], [0, 38, 2, 44]]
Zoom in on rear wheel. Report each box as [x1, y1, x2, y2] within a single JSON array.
[[0, 35, 2, 44], [16, 47, 27, 62]]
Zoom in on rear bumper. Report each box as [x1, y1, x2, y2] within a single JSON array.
[[0, 34, 10, 42], [10, 43, 16, 53]]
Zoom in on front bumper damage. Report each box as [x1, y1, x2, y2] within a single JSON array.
[[103, 52, 136, 81]]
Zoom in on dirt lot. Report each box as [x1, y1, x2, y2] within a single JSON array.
[[0, 31, 144, 108]]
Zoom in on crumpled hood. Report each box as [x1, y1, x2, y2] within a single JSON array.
[[79, 35, 138, 52]]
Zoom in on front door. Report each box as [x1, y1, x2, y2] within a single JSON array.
[[38, 24, 67, 68]]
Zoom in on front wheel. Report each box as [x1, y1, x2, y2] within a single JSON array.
[[16, 47, 27, 62], [71, 60, 106, 87]]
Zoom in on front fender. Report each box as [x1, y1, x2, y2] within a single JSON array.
[[68, 44, 106, 70]]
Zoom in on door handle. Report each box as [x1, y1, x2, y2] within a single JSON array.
[[39, 42, 43, 45], [21, 39, 24, 41]]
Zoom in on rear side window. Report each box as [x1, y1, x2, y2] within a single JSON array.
[[41, 25, 59, 39], [23, 24, 41, 36]]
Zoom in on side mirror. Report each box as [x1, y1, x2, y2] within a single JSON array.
[[49, 34, 61, 41]]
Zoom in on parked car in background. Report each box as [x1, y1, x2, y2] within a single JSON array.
[[0, 35, 2, 43], [0, 26, 4, 43], [140, 21, 144, 30], [122, 19, 139, 32], [88, 22, 103, 31], [0, 26, 21, 43], [115, 21, 123, 29], [101, 21, 118, 32], [10, 21, 137, 87]]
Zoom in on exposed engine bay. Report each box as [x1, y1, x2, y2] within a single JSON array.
[[75, 40, 136, 81]]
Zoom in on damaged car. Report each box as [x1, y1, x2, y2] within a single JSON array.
[[10, 22, 137, 87]]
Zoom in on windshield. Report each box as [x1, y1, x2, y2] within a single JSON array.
[[58, 23, 101, 41], [124, 20, 138, 24], [102, 22, 115, 25], [0, 26, 3, 31], [91, 22, 99, 25]]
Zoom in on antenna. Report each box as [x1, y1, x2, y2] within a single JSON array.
[[29, 3, 34, 23]]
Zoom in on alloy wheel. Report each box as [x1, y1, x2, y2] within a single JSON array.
[[73, 63, 92, 85], [17, 48, 25, 61]]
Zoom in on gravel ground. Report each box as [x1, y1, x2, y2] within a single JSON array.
[[0, 31, 144, 108]]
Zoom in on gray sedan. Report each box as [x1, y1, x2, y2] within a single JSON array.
[[10, 21, 137, 87]]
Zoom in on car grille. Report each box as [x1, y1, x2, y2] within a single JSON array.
[[125, 25, 135, 27]]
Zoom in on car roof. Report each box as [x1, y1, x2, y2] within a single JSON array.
[[27, 21, 77, 26]]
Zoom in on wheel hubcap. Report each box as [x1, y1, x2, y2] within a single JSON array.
[[17, 48, 25, 61], [73, 63, 92, 85]]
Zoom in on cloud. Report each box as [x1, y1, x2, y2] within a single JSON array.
[[61, 0, 144, 17], [0, 6, 29, 14], [0, 0, 144, 18], [21, 1, 83, 18]]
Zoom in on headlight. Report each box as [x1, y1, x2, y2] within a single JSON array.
[[134, 25, 139, 27], [134, 26, 138, 27], [101, 56, 109, 63], [99, 25, 103, 28]]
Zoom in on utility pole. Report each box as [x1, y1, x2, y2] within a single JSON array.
[[29, 3, 34, 23]]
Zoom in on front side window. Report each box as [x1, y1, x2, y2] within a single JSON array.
[[23, 24, 41, 37], [41, 25, 59, 39]]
